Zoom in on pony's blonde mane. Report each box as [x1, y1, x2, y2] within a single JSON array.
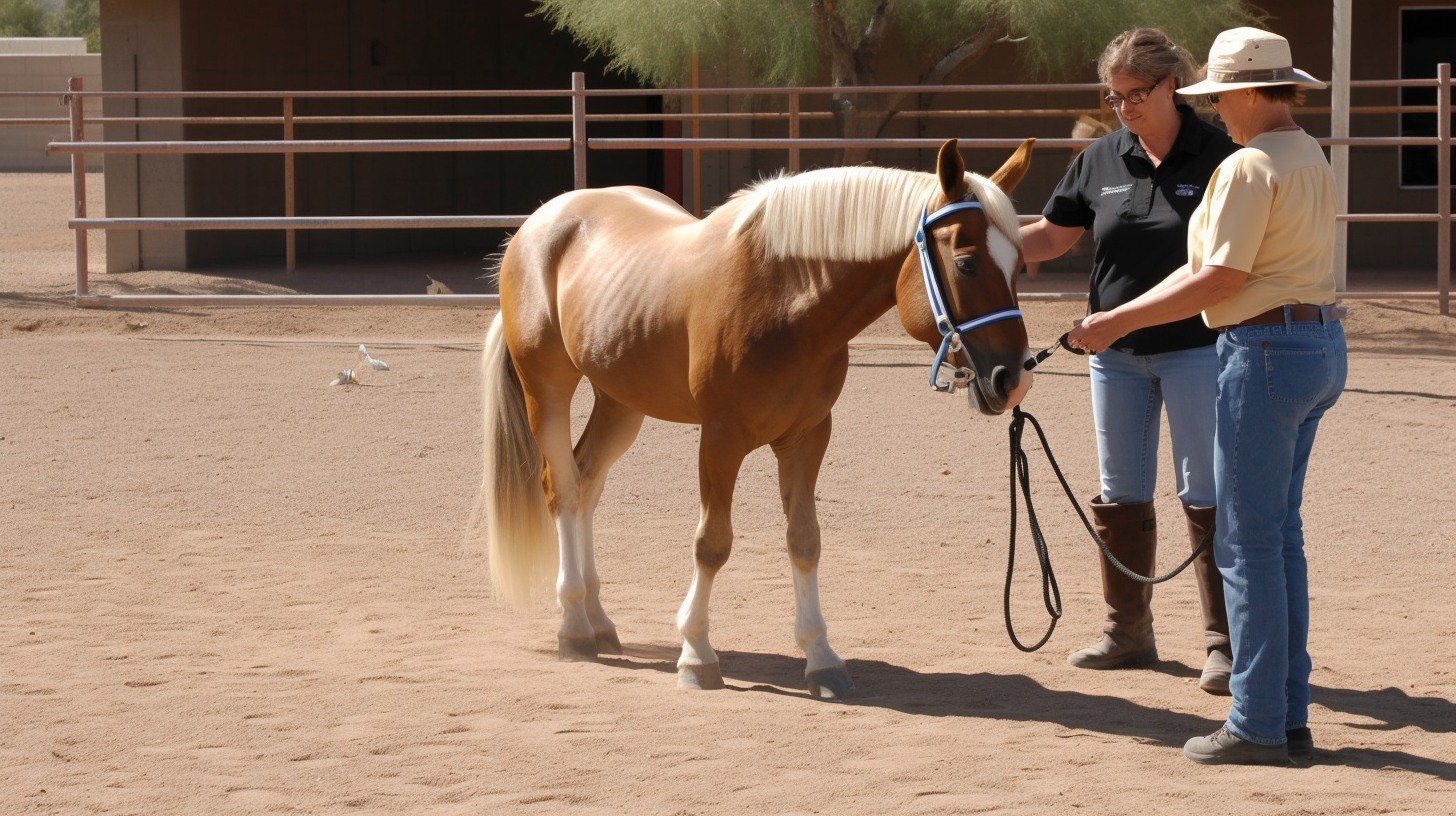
[[729, 166, 1022, 263]]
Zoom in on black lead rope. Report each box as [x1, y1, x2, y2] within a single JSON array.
[[1005, 407, 1063, 652], [1024, 332, 1083, 371], [1004, 405, 1215, 653]]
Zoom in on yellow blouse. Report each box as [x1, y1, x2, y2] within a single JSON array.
[[1189, 129, 1338, 329]]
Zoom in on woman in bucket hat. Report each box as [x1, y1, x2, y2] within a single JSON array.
[[1068, 26, 1346, 766], [1020, 28, 1238, 693]]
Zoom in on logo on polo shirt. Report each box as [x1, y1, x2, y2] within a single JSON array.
[[1176, 183, 1202, 197], [1100, 184, 1133, 196]]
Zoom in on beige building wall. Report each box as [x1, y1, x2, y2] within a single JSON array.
[[100, 0, 187, 272], [0, 38, 102, 171]]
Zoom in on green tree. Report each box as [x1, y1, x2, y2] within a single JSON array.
[[0, 0, 48, 38], [49, 0, 101, 53], [534, 0, 1261, 162]]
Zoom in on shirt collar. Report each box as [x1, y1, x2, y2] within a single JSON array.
[[1119, 104, 1210, 161]]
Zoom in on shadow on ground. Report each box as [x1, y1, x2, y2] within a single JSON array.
[[600, 643, 1456, 778]]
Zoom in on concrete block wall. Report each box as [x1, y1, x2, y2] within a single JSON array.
[[0, 38, 103, 171], [0, 38, 88, 55]]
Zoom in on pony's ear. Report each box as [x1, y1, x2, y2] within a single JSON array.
[[987, 138, 1036, 194], [936, 139, 969, 200]]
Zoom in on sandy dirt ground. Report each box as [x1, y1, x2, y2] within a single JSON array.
[[2, 172, 1454, 814]]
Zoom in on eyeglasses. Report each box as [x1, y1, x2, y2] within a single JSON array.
[[1207, 93, 1221, 104], [1104, 76, 1164, 108]]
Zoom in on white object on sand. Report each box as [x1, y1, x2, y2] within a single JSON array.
[[358, 344, 390, 371]]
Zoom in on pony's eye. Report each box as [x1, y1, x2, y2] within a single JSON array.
[[954, 253, 980, 277]]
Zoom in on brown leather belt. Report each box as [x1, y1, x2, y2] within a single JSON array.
[[1224, 303, 1339, 330]]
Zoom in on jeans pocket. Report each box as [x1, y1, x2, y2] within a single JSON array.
[[1263, 344, 1329, 404]]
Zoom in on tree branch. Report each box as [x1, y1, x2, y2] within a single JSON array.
[[920, 22, 1008, 87], [854, 0, 895, 81], [809, 0, 858, 86], [865, 20, 1008, 141]]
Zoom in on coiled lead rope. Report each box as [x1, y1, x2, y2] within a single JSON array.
[[1004, 406, 1213, 652]]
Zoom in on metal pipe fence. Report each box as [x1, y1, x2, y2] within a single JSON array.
[[7, 70, 1451, 313]]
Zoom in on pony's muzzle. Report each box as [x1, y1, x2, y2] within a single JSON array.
[[990, 364, 1033, 412]]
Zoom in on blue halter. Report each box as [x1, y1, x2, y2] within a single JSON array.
[[913, 198, 1024, 393]]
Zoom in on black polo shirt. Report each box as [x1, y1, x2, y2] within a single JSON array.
[[1043, 104, 1237, 355]]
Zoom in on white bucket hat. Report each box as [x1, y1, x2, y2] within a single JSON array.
[[1178, 27, 1325, 95]]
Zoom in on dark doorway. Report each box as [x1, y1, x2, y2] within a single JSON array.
[[1400, 8, 1456, 187]]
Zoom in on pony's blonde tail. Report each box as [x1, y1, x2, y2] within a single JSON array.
[[480, 312, 558, 607]]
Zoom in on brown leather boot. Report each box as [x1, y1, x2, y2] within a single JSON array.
[[1185, 504, 1232, 695], [1068, 498, 1158, 669]]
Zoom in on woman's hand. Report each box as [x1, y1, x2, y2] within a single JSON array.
[[1064, 265, 1243, 355], [1067, 311, 1126, 355]]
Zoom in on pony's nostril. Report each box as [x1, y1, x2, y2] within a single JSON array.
[[991, 365, 1013, 397]]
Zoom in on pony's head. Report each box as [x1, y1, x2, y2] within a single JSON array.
[[896, 139, 1035, 415]]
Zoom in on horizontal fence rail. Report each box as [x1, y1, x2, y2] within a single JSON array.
[[46, 138, 570, 154], [70, 216, 528, 230], [11, 70, 1451, 313]]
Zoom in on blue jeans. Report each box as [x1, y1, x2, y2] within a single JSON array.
[[1089, 345, 1218, 507], [1214, 318, 1347, 745]]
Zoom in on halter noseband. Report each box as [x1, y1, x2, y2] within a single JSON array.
[[914, 197, 1023, 393]]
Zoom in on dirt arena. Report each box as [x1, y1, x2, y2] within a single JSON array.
[[2, 172, 1454, 814]]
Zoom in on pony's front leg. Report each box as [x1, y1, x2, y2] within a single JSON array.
[[677, 431, 748, 690], [774, 415, 854, 699]]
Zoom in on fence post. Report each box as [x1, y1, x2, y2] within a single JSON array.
[[1331, 0, 1351, 293], [572, 72, 587, 190], [67, 77, 88, 298], [788, 92, 800, 173], [1440, 63, 1450, 316], [284, 96, 296, 274]]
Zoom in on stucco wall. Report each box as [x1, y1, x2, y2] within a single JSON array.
[[100, 0, 187, 272], [0, 39, 102, 171]]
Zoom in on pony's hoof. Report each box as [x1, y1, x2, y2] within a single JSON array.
[[807, 668, 856, 700], [595, 629, 623, 655], [558, 635, 598, 662], [677, 662, 725, 691]]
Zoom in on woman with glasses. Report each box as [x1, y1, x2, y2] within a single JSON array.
[[1020, 28, 1237, 693], [1069, 27, 1344, 766]]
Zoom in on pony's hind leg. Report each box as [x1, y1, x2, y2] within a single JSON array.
[[571, 387, 646, 655], [772, 414, 854, 699], [511, 347, 602, 662], [677, 426, 751, 691]]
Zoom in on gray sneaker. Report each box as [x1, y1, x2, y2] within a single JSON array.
[[1184, 727, 1292, 766]]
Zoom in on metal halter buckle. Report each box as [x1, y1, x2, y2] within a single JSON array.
[[932, 332, 975, 393]]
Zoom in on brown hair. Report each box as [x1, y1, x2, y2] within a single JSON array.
[[1253, 84, 1308, 106], [1097, 27, 1199, 91]]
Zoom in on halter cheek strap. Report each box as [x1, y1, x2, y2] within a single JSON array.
[[915, 201, 1024, 393]]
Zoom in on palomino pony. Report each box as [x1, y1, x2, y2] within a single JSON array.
[[482, 139, 1035, 699]]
